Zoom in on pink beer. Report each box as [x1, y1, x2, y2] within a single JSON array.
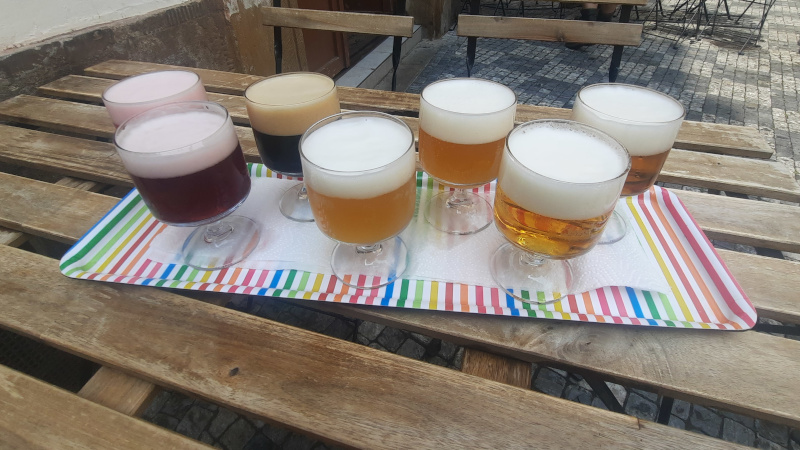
[[102, 70, 208, 127]]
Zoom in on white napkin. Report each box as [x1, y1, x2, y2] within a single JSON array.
[[145, 177, 670, 296]]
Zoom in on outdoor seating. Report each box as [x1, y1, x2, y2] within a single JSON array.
[[0, 58, 799, 446]]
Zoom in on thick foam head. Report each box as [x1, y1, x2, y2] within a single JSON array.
[[245, 72, 340, 136], [572, 84, 685, 156], [499, 120, 630, 220], [102, 71, 208, 126], [419, 78, 516, 145], [115, 102, 239, 179], [300, 113, 415, 199]]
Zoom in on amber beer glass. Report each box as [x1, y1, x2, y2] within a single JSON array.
[[571, 83, 685, 243], [114, 101, 259, 270], [300, 112, 416, 289], [244, 72, 340, 222], [491, 120, 630, 302], [419, 78, 516, 234], [102, 70, 208, 127]]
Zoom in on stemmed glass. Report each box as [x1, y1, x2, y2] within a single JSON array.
[[419, 78, 516, 235], [300, 111, 417, 289], [571, 83, 686, 244], [491, 120, 630, 303], [244, 72, 340, 222], [114, 101, 259, 270], [102, 70, 207, 127]]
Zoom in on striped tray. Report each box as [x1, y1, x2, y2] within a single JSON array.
[[60, 164, 756, 330]]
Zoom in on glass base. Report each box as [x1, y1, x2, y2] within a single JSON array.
[[331, 236, 408, 289], [598, 209, 628, 245], [182, 216, 260, 270], [279, 183, 315, 223], [490, 243, 572, 304], [424, 190, 492, 235]]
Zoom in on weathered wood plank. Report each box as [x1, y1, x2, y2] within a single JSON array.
[[261, 6, 414, 37], [462, 349, 532, 389], [78, 366, 159, 417], [457, 15, 642, 46], [5, 91, 795, 201], [0, 245, 737, 449], [672, 188, 800, 253], [0, 227, 26, 247], [0, 364, 209, 449], [1, 173, 799, 427]]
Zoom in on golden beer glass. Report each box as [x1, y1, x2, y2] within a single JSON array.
[[571, 83, 685, 243], [244, 72, 340, 222], [419, 78, 516, 234], [300, 111, 417, 289], [491, 120, 630, 302]]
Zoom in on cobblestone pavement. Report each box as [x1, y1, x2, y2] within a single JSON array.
[[143, 1, 800, 448]]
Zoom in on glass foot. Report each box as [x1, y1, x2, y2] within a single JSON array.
[[182, 216, 260, 270], [279, 183, 315, 222], [331, 236, 408, 289], [424, 189, 492, 235], [490, 243, 572, 304], [599, 209, 628, 245]]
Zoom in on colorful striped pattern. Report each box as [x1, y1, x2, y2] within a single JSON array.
[[59, 164, 756, 330]]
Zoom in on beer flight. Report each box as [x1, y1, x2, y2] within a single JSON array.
[[103, 71, 684, 303]]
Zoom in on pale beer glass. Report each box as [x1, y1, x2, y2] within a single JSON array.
[[114, 101, 259, 270], [571, 83, 685, 243], [419, 78, 516, 234], [102, 70, 208, 127], [491, 120, 630, 302], [300, 112, 417, 289], [245, 72, 340, 222]]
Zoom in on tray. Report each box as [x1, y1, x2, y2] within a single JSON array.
[[60, 164, 757, 330]]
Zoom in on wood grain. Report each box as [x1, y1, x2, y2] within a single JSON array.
[[457, 15, 642, 46], [0, 246, 735, 449], [261, 6, 414, 37], [462, 349, 532, 388], [78, 366, 159, 417], [0, 364, 209, 449]]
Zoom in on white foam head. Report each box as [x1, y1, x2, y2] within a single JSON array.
[[499, 120, 630, 220], [115, 102, 239, 179], [102, 71, 208, 126], [245, 72, 340, 136], [419, 78, 516, 145], [300, 113, 415, 199], [571, 84, 685, 156]]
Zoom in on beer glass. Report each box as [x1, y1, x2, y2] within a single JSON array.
[[300, 111, 416, 289], [571, 83, 685, 243], [114, 101, 259, 270], [102, 70, 208, 127], [419, 78, 516, 235], [244, 72, 340, 222], [491, 120, 630, 302]]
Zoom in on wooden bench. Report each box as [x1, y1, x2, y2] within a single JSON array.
[[2, 60, 799, 445], [457, 0, 646, 81]]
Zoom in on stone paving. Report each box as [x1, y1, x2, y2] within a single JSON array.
[[142, 0, 800, 448]]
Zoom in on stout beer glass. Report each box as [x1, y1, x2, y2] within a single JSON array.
[[491, 120, 630, 302], [571, 83, 685, 243], [102, 70, 208, 127], [419, 78, 516, 234], [245, 72, 340, 222], [114, 101, 259, 270], [300, 111, 416, 289]]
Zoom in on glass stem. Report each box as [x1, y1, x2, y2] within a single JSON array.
[[356, 243, 383, 255], [204, 220, 233, 245], [297, 184, 309, 201], [446, 188, 473, 209], [519, 251, 546, 267]]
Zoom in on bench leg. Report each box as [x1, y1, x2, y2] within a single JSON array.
[[608, 5, 633, 82]]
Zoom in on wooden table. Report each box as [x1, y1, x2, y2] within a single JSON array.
[[1, 60, 798, 448]]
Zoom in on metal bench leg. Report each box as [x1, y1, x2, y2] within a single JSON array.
[[582, 374, 625, 413], [608, 5, 633, 82]]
